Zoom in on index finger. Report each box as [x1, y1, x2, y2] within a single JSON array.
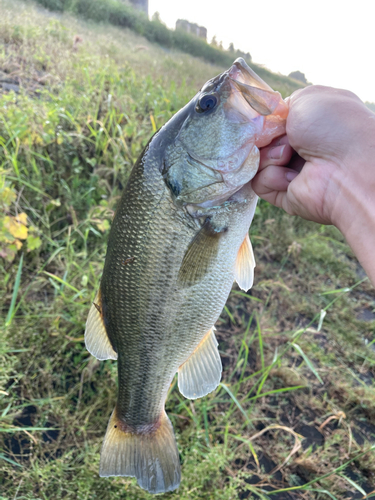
[[258, 135, 294, 172]]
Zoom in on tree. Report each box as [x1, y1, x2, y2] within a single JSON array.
[[152, 11, 162, 23], [210, 35, 218, 47]]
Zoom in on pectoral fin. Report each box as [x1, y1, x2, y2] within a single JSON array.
[[85, 290, 117, 360], [230, 79, 280, 116], [178, 327, 222, 399], [235, 233, 255, 291], [178, 218, 225, 286]]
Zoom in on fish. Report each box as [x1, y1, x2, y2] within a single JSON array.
[[84, 58, 288, 494]]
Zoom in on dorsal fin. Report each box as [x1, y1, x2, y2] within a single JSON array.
[[178, 327, 222, 399], [235, 233, 255, 291], [85, 290, 117, 360]]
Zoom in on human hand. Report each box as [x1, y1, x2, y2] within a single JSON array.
[[253, 85, 375, 227], [252, 85, 375, 283]]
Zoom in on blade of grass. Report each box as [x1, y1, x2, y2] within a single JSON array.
[[219, 383, 254, 429], [224, 305, 235, 324], [228, 313, 254, 384], [292, 343, 323, 384], [246, 385, 305, 403], [256, 314, 264, 372], [6, 175, 53, 198], [5, 254, 23, 327], [231, 290, 263, 302], [317, 309, 327, 331], [0, 427, 57, 432], [202, 401, 210, 447], [43, 272, 80, 293], [320, 287, 352, 295], [309, 490, 339, 500], [228, 433, 259, 469], [0, 453, 22, 467], [339, 474, 366, 495]]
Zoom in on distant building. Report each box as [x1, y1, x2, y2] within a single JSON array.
[[127, 0, 148, 15], [176, 19, 207, 41]]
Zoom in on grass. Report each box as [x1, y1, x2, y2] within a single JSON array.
[[1, 0, 375, 499], [26, 0, 304, 97]]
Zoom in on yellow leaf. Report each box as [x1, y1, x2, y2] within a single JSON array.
[[14, 239, 23, 250], [95, 220, 110, 233], [4, 215, 28, 240], [16, 213, 28, 225], [1, 187, 16, 207]]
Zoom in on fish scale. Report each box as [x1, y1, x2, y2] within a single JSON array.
[[102, 148, 235, 424], [85, 57, 288, 494]]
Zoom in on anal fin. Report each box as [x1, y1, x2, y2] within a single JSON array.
[[235, 233, 255, 291], [85, 290, 117, 360], [178, 327, 222, 399]]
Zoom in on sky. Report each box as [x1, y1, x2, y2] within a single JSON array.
[[148, 0, 375, 103]]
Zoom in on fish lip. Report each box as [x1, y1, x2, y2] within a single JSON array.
[[230, 57, 273, 91], [228, 64, 242, 82]]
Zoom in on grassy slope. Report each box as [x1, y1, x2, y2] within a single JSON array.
[[1, 1, 375, 499]]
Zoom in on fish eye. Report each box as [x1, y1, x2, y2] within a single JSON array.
[[196, 93, 218, 113]]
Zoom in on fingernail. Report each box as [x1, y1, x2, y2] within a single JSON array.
[[286, 170, 298, 182], [269, 145, 285, 160]]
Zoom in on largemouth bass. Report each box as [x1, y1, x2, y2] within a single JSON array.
[[85, 58, 287, 494]]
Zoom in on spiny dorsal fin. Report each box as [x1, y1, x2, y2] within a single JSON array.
[[235, 233, 255, 291], [85, 290, 117, 360], [178, 327, 222, 399], [100, 408, 181, 494], [178, 218, 224, 287]]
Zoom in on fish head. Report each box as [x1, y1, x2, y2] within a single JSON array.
[[163, 58, 288, 207]]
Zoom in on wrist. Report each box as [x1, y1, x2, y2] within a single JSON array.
[[333, 176, 375, 285], [331, 108, 375, 237]]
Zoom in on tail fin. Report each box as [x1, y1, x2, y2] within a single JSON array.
[[99, 408, 181, 494]]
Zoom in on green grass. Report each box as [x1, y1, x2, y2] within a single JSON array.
[[25, 0, 303, 97], [1, 1, 375, 499]]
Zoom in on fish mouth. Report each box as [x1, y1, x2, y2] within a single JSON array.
[[226, 58, 288, 119], [229, 58, 273, 91]]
